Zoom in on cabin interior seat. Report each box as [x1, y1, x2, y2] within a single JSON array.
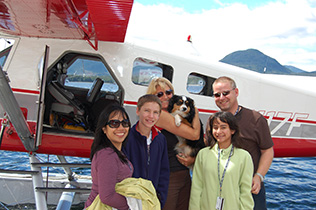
[[88, 96, 120, 132], [47, 77, 106, 131], [47, 81, 85, 116], [86, 78, 104, 104]]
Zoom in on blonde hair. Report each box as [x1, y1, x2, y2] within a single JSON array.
[[147, 77, 174, 94]]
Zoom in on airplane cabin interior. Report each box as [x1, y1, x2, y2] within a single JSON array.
[[43, 52, 122, 134]]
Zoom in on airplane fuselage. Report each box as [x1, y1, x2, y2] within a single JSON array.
[[0, 36, 316, 158]]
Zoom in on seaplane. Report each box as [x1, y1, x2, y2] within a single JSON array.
[[0, 0, 316, 209]]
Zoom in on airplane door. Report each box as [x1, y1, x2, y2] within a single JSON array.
[[35, 45, 49, 147]]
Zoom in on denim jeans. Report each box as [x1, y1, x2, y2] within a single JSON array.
[[253, 182, 267, 210]]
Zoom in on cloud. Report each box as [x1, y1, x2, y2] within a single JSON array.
[[214, 0, 225, 7], [126, 0, 316, 71]]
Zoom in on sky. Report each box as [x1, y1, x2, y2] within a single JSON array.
[[126, 0, 316, 72]]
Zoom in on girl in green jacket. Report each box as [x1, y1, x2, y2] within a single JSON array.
[[189, 111, 254, 210]]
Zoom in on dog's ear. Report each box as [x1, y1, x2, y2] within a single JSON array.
[[167, 95, 176, 113], [187, 96, 195, 109], [188, 96, 194, 105], [188, 96, 196, 122]]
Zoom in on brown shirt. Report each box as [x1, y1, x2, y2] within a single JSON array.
[[235, 106, 274, 173]]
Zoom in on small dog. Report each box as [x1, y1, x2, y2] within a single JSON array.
[[167, 95, 205, 168], [168, 95, 195, 127]]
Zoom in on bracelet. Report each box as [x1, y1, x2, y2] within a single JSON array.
[[256, 172, 264, 182]]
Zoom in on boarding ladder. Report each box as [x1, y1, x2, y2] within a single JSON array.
[[0, 154, 91, 210]]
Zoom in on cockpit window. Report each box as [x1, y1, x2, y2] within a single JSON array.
[[0, 45, 12, 69], [65, 58, 119, 92]]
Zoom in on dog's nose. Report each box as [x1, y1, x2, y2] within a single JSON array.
[[182, 107, 187, 111]]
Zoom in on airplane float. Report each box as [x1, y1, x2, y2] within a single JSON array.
[[0, 0, 316, 209]]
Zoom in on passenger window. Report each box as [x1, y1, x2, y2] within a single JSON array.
[[187, 73, 216, 97], [65, 58, 119, 92], [187, 74, 205, 94], [132, 57, 173, 86]]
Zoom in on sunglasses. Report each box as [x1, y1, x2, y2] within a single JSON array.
[[156, 89, 173, 98], [106, 119, 130, 128], [214, 88, 235, 98]]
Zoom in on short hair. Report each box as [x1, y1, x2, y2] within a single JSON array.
[[147, 77, 174, 95], [137, 94, 162, 112], [213, 76, 237, 89]]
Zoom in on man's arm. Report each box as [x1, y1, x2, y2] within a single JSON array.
[[252, 147, 274, 194]]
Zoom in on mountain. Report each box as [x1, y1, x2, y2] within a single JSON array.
[[219, 49, 316, 76], [284, 65, 305, 73]]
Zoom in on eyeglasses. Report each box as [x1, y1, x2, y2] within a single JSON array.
[[214, 88, 235, 98], [156, 89, 173, 98], [106, 119, 130, 128]]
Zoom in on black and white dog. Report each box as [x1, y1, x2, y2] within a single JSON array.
[[167, 95, 205, 168], [168, 95, 195, 127]]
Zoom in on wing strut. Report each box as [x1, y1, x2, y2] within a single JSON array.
[[62, 0, 99, 50]]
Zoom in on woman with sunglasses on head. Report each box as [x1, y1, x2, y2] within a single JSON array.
[[189, 111, 254, 210], [85, 105, 133, 210], [147, 77, 202, 210]]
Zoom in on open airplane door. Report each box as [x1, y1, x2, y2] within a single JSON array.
[[0, 64, 36, 152], [35, 45, 49, 147]]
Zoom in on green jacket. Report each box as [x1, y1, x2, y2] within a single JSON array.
[[86, 177, 160, 210], [189, 144, 254, 210]]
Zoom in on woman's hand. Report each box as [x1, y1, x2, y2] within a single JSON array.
[[176, 153, 195, 167]]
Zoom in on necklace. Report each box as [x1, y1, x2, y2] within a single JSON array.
[[234, 105, 241, 116]]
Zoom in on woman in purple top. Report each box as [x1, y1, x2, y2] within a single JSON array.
[[85, 105, 133, 210]]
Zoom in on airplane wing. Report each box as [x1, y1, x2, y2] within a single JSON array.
[[0, 0, 133, 48]]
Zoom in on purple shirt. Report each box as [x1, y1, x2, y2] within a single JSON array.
[[85, 147, 133, 209]]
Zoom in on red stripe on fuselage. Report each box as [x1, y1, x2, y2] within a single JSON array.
[[12, 88, 40, 95], [0, 120, 316, 158], [124, 100, 137, 106]]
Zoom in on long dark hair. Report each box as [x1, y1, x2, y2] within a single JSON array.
[[90, 105, 131, 163], [206, 111, 242, 149]]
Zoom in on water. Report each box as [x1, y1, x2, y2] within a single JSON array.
[[0, 150, 315, 209], [266, 158, 316, 209]]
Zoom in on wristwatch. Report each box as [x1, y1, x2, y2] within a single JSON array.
[[256, 172, 264, 182]]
